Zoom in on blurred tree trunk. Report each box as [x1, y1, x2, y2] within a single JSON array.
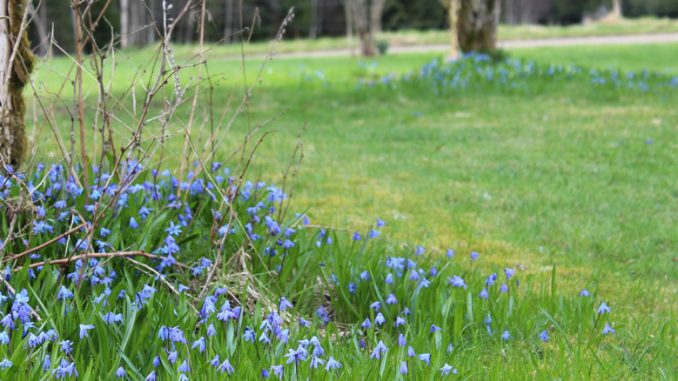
[[349, 0, 384, 56], [120, 0, 129, 48], [28, 1, 48, 56], [224, 0, 234, 42], [611, 0, 623, 19], [456, 0, 500, 53], [369, 0, 386, 35], [445, 0, 460, 58], [343, 0, 355, 55], [0, 0, 34, 167]]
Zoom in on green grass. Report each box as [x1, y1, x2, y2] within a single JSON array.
[[166, 17, 678, 56], [19, 42, 678, 378]]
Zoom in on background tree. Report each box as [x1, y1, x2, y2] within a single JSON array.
[[0, 0, 34, 167], [454, 0, 501, 54]]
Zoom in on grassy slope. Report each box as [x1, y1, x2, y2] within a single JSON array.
[[26, 42, 678, 376], [170, 17, 678, 56]]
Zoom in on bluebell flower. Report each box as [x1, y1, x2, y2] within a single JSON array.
[[271, 365, 283, 379], [386, 294, 397, 305], [115, 366, 126, 378], [368, 229, 379, 239], [448, 275, 466, 288], [539, 330, 549, 342], [57, 285, 74, 301], [602, 323, 615, 335], [446, 249, 454, 258], [430, 324, 442, 333], [398, 334, 406, 347], [210, 355, 220, 367], [0, 358, 12, 370], [500, 283, 508, 293], [399, 361, 408, 374], [470, 251, 479, 261], [310, 355, 324, 369], [42, 354, 51, 371], [352, 232, 362, 241], [415, 245, 425, 256], [440, 363, 457, 376], [53, 359, 77, 379], [375, 313, 386, 326], [504, 268, 515, 280], [284, 346, 307, 365], [145, 371, 157, 381], [597, 302, 611, 315], [479, 288, 489, 300], [385, 273, 394, 284], [394, 316, 406, 327], [325, 356, 342, 371], [129, 217, 139, 229], [219, 359, 234, 374], [279, 297, 293, 312], [79, 324, 94, 339], [370, 341, 387, 359], [376, 218, 385, 228], [167, 350, 179, 364], [580, 288, 590, 297], [419, 353, 431, 366], [501, 330, 511, 341], [370, 301, 381, 311], [191, 336, 206, 353], [407, 346, 416, 357], [178, 360, 190, 373], [60, 340, 73, 354]]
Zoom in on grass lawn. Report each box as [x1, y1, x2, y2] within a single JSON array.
[[23, 41, 678, 377], [164, 17, 678, 56]]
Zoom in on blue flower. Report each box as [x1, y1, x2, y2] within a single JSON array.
[[79, 324, 95, 339], [325, 356, 342, 371], [539, 330, 549, 342], [398, 334, 406, 347], [129, 217, 139, 229], [42, 354, 51, 371], [352, 232, 362, 241], [470, 251, 479, 261], [375, 313, 386, 326], [191, 336, 206, 353], [178, 360, 190, 373], [399, 361, 408, 374], [597, 302, 611, 315], [310, 355, 325, 369], [602, 323, 615, 335], [440, 363, 457, 376], [57, 286, 74, 300], [419, 353, 431, 366], [271, 365, 284, 379], [279, 297, 293, 312], [0, 358, 12, 370], [446, 249, 454, 258], [415, 245, 425, 256], [479, 288, 489, 300], [580, 288, 590, 297], [219, 359, 234, 374], [115, 366, 126, 378], [145, 371, 157, 381], [361, 318, 371, 329], [501, 330, 511, 341], [60, 340, 73, 354], [430, 324, 442, 333], [386, 294, 398, 305], [370, 341, 387, 359]]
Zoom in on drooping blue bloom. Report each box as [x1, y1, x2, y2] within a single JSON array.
[[597, 302, 611, 315], [57, 285, 74, 300], [279, 297, 293, 312], [448, 275, 466, 288], [310, 355, 325, 369], [446, 249, 454, 258], [271, 365, 284, 379], [394, 316, 407, 327], [53, 359, 77, 379], [539, 330, 549, 342], [191, 336, 206, 353], [370, 341, 387, 360], [0, 331, 9, 345], [386, 294, 398, 305], [129, 217, 139, 229], [415, 245, 425, 256], [385, 273, 394, 284], [580, 288, 590, 297], [602, 323, 615, 335], [419, 353, 431, 366], [42, 354, 51, 371], [375, 313, 386, 326], [219, 359, 234, 374], [325, 356, 342, 371], [210, 355, 221, 367], [361, 318, 371, 329], [440, 363, 458, 376], [115, 366, 126, 378], [479, 288, 489, 300], [430, 324, 442, 333], [398, 334, 406, 347], [59, 340, 73, 354], [399, 361, 408, 374], [145, 371, 157, 381], [152, 356, 161, 368], [0, 358, 12, 370], [352, 232, 362, 241], [79, 324, 95, 339], [284, 346, 307, 365], [407, 346, 416, 357], [501, 330, 511, 341], [359, 271, 370, 281], [470, 251, 479, 261], [178, 360, 190, 373]]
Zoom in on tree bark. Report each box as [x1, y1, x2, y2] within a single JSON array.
[[611, 0, 623, 19], [456, 0, 501, 54], [224, 0, 234, 42], [28, 1, 48, 56], [445, 0, 460, 58], [120, 0, 129, 48], [369, 0, 386, 35], [350, 0, 375, 56], [0, 0, 34, 168]]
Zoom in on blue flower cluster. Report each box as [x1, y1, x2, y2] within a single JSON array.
[[0, 162, 616, 378]]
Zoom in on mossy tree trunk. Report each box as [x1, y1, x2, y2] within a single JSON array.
[[0, 0, 34, 168], [454, 0, 501, 54]]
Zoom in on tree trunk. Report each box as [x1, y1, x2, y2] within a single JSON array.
[[369, 0, 386, 35], [457, 0, 501, 54], [224, 0, 234, 42], [350, 0, 375, 56], [343, 0, 355, 55], [120, 0, 129, 48], [0, 0, 34, 168], [446, 0, 460, 58], [611, 0, 622, 19], [309, 0, 319, 39], [28, 1, 48, 56]]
